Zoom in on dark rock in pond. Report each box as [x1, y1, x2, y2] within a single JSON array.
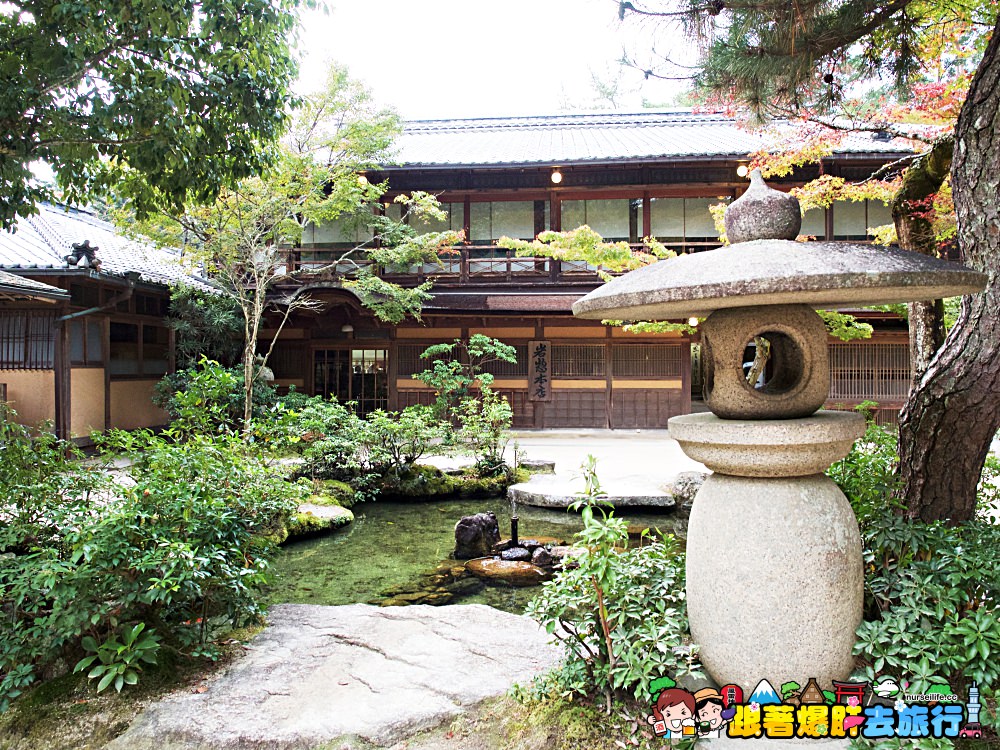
[[442, 577, 486, 597], [501, 546, 531, 562], [497, 536, 565, 551], [492, 539, 513, 554], [465, 558, 553, 586], [396, 591, 435, 603], [531, 547, 554, 568], [422, 591, 454, 606], [454, 512, 501, 559]]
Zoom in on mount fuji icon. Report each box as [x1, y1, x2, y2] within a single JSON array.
[[748, 678, 782, 705]]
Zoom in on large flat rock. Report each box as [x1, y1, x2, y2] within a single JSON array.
[[508, 475, 675, 508], [110, 603, 560, 749]]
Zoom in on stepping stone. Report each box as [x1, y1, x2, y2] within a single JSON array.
[[109, 603, 560, 749]]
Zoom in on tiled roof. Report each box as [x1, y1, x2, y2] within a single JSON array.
[[0, 269, 68, 300], [0, 203, 217, 292], [391, 111, 915, 168]]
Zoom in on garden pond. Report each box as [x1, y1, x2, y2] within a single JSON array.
[[266, 497, 687, 614]]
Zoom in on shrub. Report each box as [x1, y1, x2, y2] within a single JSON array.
[[413, 334, 518, 423], [827, 408, 1000, 735], [0, 427, 305, 709], [166, 285, 244, 369], [826, 410, 902, 529], [360, 405, 444, 476], [853, 514, 1000, 732], [154, 358, 277, 435], [457, 386, 514, 477], [526, 459, 701, 706]]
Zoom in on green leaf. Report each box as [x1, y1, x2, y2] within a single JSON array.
[[96, 671, 116, 693], [73, 656, 97, 673]]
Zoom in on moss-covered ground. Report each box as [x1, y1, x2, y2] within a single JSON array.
[[0, 626, 262, 750]]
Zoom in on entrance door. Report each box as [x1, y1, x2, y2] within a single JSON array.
[[314, 349, 388, 416]]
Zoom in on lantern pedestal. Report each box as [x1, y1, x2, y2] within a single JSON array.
[[671, 412, 865, 689]]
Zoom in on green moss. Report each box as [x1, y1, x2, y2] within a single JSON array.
[[380, 465, 457, 498], [0, 643, 239, 750], [393, 695, 641, 750], [310, 479, 356, 508], [285, 508, 353, 542], [453, 467, 529, 498]]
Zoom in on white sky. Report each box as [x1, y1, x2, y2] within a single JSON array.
[[293, 0, 690, 120]]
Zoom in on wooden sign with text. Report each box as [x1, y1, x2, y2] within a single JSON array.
[[529, 340, 552, 402]]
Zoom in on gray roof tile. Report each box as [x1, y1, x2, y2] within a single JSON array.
[[391, 111, 915, 167], [0, 269, 67, 299], [0, 203, 216, 292]]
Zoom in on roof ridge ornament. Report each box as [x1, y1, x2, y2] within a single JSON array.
[[65, 239, 101, 270], [724, 168, 802, 243]]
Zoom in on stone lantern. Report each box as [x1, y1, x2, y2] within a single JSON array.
[[572, 171, 986, 693]]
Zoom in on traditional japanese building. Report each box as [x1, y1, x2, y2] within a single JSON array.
[[0, 203, 214, 439], [265, 110, 914, 428]]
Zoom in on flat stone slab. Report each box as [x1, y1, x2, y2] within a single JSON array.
[[508, 475, 675, 509], [518, 458, 556, 473], [110, 603, 560, 750]]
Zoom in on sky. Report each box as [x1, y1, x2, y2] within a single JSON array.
[[293, 0, 690, 120]]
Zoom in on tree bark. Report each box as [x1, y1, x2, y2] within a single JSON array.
[[897, 16, 1000, 523], [890, 137, 952, 381]]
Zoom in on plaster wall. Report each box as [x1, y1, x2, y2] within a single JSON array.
[[0, 369, 55, 427], [70, 368, 105, 437], [109, 380, 168, 430]]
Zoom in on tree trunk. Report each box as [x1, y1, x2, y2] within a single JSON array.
[[897, 16, 1000, 523], [891, 137, 952, 382], [905, 299, 945, 378]]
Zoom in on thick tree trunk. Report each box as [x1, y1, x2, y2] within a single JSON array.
[[905, 299, 945, 378], [891, 137, 952, 381], [897, 16, 1000, 523]]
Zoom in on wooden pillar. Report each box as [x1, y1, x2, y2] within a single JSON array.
[[533, 320, 545, 429], [103, 316, 111, 430], [54, 312, 71, 440], [604, 326, 613, 429], [387, 331, 399, 411]]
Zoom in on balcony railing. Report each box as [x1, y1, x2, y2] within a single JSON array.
[[286, 241, 723, 284]]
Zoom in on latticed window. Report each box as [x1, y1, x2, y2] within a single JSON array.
[[611, 344, 683, 377], [829, 343, 911, 401], [0, 311, 55, 369], [397, 344, 436, 378], [480, 344, 528, 377], [552, 344, 605, 377]]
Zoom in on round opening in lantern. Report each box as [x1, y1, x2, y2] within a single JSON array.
[[741, 331, 805, 397]]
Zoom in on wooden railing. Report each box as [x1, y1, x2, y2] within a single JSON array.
[[285, 241, 723, 284]]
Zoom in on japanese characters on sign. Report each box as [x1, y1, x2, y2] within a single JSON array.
[[529, 340, 552, 402]]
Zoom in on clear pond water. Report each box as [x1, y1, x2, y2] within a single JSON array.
[[266, 497, 687, 614]]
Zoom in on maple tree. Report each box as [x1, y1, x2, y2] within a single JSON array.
[[619, 0, 999, 522], [122, 67, 461, 434]]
